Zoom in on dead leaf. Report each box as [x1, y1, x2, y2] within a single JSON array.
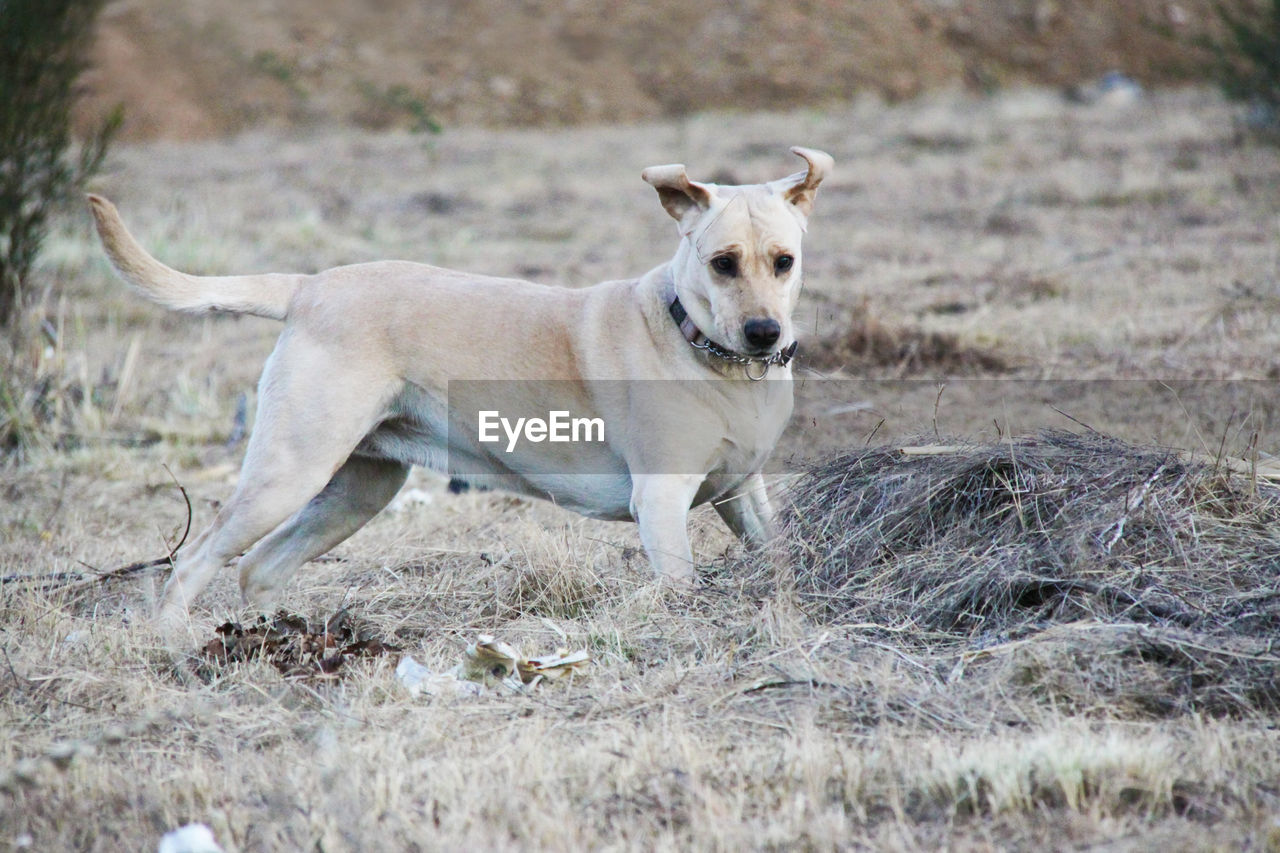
[[195, 610, 400, 680]]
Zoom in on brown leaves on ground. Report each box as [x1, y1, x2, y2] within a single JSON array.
[[198, 609, 399, 680]]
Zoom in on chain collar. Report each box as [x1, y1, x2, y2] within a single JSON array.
[[665, 284, 797, 381]]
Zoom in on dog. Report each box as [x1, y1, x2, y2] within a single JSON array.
[[88, 146, 832, 625]]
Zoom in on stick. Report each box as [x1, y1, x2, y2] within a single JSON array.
[[0, 470, 192, 589], [161, 464, 193, 556], [1103, 463, 1169, 554]]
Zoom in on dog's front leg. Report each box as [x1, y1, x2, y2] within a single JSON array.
[[712, 471, 775, 548], [630, 473, 703, 584]]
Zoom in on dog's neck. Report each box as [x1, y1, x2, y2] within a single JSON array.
[[661, 272, 797, 378], [664, 285, 705, 347]]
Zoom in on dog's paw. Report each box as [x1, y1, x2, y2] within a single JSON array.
[[656, 570, 696, 593]]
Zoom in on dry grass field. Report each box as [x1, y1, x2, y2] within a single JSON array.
[[3, 87, 1280, 850]]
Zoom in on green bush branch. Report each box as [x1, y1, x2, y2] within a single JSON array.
[[0, 0, 121, 326]]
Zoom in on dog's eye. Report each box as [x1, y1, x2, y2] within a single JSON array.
[[710, 255, 738, 276], [774, 255, 795, 274]]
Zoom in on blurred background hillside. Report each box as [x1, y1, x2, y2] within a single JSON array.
[[76, 0, 1219, 139]]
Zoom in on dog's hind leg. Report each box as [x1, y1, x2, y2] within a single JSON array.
[[236, 455, 409, 610], [155, 335, 393, 629]]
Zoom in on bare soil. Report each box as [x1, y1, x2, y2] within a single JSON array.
[[80, 0, 1226, 140]]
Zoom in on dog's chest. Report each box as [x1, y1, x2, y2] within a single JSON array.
[[707, 379, 793, 479]]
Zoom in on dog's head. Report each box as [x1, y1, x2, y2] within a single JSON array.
[[642, 146, 833, 356]]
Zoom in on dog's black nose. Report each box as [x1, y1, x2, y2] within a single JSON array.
[[743, 318, 781, 350]]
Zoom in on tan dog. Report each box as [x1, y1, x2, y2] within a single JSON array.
[[89, 146, 832, 625]]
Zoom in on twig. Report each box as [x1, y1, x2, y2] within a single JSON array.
[[1048, 406, 1098, 433], [1210, 407, 1235, 479], [863, 418, 884, 446], [1104, 463, 1169, 553], [1250, 428, 1260, 497], [0, 556, 172, 591], [710, 677, 845, 708], [932, 382, 946, 440], [0, 469, 191, 590], [161, 464, 193, 556], [0, 570, 86, 586]]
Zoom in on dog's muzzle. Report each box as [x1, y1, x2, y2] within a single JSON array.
[[666, 287, 797, 381]]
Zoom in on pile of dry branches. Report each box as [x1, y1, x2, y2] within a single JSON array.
[[779, 430, 1280, 716]]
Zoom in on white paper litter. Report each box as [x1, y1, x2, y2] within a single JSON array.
[[158, 823, 224, 853], [395, 656, 485, 697]]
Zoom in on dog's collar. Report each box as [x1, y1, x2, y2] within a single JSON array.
[[665, 282, 798, 381]]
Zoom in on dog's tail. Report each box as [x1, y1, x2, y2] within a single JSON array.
[[87, 194, 304, 321]]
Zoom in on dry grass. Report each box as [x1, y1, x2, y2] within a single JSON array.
[[784, 431, 1280, 639], [781, 430, 1280, 722], [802, 298, 1012, 377], [4, 89, 1280, 849]]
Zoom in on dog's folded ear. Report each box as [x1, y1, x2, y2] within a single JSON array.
[[774, 146, 834, 225], [641, 164, 713, 226]]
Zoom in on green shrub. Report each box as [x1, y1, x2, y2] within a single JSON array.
[[0, 0, 121, 327], [1203, 0, 1280, 135]]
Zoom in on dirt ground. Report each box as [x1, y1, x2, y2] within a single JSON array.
[[3, 86, 1280, 849], [80, 0, 1226, 140]]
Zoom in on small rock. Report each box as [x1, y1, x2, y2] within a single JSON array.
[[1065, 71, 1143, 107]]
